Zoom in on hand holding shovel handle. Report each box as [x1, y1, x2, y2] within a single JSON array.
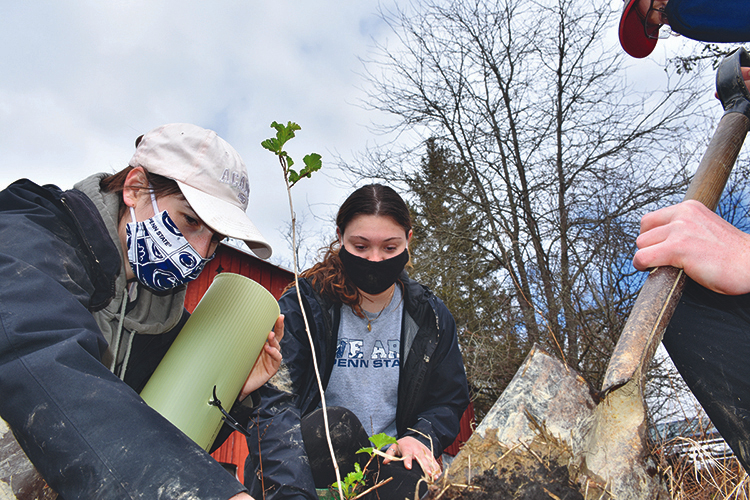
[[601, 47, 750, 395]]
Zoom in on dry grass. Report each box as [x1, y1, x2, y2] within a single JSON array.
[[646, 347, 750, 499], [651, 435, 750, 499]]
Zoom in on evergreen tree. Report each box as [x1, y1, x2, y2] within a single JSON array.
[[407, 139, 525, 417]]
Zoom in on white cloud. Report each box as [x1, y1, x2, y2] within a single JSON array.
[[0, 1, 395, 266], [0, 0, 724, 268]]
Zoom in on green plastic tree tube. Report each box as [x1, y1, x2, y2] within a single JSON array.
[[140, 272, 280, 451]]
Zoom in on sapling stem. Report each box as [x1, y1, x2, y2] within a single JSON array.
[[284, 173, 343, 500], [262, 121, 342, 499]]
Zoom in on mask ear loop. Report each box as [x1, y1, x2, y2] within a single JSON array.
[[127, 206, 139, 266], [127, 182, 159, 248], [148, 186, 161, 216], [126, 183, 160, 274]]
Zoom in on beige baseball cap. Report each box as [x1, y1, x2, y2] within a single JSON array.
[[129, 123, 272, 259]]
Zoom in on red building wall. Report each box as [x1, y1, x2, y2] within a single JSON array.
[[184, 243, 473, 483], [185, 243, 294, 315], [444, 404, 475, 457]]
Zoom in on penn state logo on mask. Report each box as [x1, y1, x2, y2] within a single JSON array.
[[126, 193, 215, 292], [163, 211, 183, 237]]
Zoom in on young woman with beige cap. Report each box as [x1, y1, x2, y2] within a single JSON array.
[[0, 123, 279, 500]]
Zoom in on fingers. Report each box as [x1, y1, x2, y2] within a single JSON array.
[[263, 341, 282, 364], [631, 200, 750, 294], [262, 315, 285, 361], [382, 444, 398, 464], [632, 247, 659, 272], [386, 439, 441, 479], [273, 314, 285, 343], [413, 451, 441, 480], [638, 203, 682, 235], [638, 200, 710, 237], [635, 222, 670, 251], [382, 438, 441, 479], [633, 206, 680, 271], [634, 201, 710, 271], [403, 451, 413, 470], [633, 222, 679, 271]]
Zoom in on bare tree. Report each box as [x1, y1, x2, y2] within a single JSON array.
[[350, 0, 712, 391]]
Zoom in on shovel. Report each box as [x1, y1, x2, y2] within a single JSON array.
[[582, 46, 750, 498], [444, 47, 750, 499]]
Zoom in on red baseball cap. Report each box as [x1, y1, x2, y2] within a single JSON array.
[[619, 0, 658, 58]]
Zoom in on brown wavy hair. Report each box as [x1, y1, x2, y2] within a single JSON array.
[[100, 166, 181, 222], [299, 184, 412, 316], [99, 133, 182, 221]]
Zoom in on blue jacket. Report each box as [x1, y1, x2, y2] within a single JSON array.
[[0, 178, 247, 499], [245, 275, 469, 500], [667, 0, 750, 42]]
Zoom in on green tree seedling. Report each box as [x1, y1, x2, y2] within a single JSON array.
[[263, 121, 348, 499], [331, 462, 364, 500], [261, 121, 322, 188], [329, 433, 399, 499]]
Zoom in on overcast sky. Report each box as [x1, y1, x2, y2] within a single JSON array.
[[0, 1, 404, 268], [0, 1, 710, 269]]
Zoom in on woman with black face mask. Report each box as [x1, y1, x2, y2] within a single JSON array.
[[245, 184, 469, 500]]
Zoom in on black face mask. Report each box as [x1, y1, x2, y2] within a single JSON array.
[[338, 246, 409, 295]]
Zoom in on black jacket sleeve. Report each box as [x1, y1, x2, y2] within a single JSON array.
[[245, 285, 320, 500], [0, 180, 245, 499], [400, 294, 469, 456]]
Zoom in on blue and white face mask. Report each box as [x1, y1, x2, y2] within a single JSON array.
[[126, 192, 214, 291]]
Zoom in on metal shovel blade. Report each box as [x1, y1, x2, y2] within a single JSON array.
[[445, 345, 664, 499]]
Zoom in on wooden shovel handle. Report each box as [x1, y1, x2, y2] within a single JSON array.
[[601, 104, 750, 394], [685, 113, 750, 205]]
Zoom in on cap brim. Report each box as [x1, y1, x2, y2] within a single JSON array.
[[176, 180, 273, 259], [619, 0, 658, 58]]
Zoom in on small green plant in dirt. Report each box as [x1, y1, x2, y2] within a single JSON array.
[[332, 462, 365, 500], [330, 433, 398, 499]]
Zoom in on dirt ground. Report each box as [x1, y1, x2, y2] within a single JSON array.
[[421, 428, 597, 500], [427, 467, 583, 500]]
